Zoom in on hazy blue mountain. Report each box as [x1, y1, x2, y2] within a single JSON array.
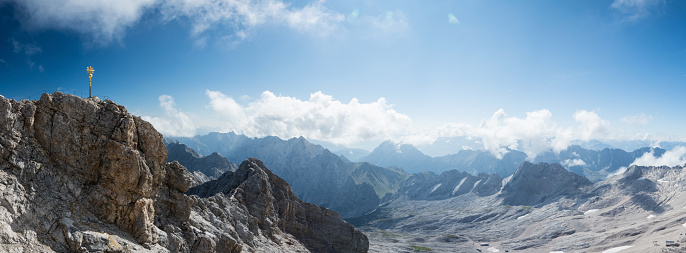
[[330, 147, 371, 161], [357, 141, 433, 174], [415, 136, 484, 157], [173, 132, 403, 218], [358, 141, 526, 177], [570, 139, 615, 151], [533, 145, 665, 182], [433, 149, 528, 177]]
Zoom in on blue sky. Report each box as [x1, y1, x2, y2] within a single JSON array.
[[1, 0, 685, 154]]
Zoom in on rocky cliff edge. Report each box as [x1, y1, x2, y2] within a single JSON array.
[[0, 92, 368, 252]]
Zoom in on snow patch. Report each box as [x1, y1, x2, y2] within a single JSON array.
[[658, 179, 669, 183], [647, 214, 656, 219], [584, 209, 599, 215], [487, 247, 499, 252], [682, 222, 686, 228], [430, 184, 442, 194], [471, 180, 482, 192], [517, 214, 529, 220], [602, 246, 633, 253], [452, 177, 467, 195], [550, 251, 564, 253]]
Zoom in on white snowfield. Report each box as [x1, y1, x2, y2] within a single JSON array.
[[602, 245, 633, 253], [487, 247, 499, 252], [584, 209, 599, 215]]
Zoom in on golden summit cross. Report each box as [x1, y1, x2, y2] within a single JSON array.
[[87, 66, 94, 97]]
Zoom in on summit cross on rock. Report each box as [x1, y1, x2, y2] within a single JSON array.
[[87, 66, 94, 97]]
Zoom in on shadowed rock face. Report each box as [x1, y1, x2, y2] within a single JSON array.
[[0, 92, 368, 252], [189, 158, 369, 253], [500, 162, 592, 206]]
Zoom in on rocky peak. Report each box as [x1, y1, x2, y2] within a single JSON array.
[[0, 92, 368, 252], [189, 158, 369, 252], [500, 162, 592, 206]]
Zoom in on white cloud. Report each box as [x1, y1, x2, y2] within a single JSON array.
[[611, 0, 664, 21], [561, 159, 587, 167], [141, 95, 196, 137], [8, 0, 343, 45], [574, 110, 610, 141], [420, 109, 612, 158], [607, 166, 628, 178], [631, 146, 686, 167], [161, 0, 344, 44], [8, 0, 155, 44], [448, 13, 459, 25], [206, 90, 411, 145], [621, 113, 652, 125]]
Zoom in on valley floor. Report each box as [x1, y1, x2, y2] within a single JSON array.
[[355, 174, 686, 253]]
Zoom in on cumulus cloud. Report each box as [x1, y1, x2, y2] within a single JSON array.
[[562, 159, 587, 167], [631, 146, 686, 167], [141, 95, 197, 137], [206, 90, 411, 145], [574, 110, 610, 141], [611, 0, 664, 21], [424, 109, 611, 158], [448, 13, 459, 24], [621, 113, 652, 125]]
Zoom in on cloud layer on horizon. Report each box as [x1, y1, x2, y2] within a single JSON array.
[[206, 90, 412, 146], [140, 90, 653, 159], [632, 146, 686, 167]]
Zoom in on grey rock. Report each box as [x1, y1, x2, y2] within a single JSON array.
[[0, 92, 369, 253]]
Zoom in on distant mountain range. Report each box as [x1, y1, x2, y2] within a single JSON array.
[[356, 140, 670, 181], [168, 132, 407, 218]]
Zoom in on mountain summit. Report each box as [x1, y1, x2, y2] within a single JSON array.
[[0, 92, 367, 252]]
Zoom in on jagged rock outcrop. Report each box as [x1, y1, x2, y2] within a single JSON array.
[[0, 92, 368, 252], [189, 158, 368, 253], [500, 162, 592, 206]]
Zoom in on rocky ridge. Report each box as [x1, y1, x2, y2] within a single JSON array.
[[0, 92, 367, 252]]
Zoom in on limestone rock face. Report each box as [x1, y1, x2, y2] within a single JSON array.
[[500, 162, 592, 206], [0, 92, 368, 252]]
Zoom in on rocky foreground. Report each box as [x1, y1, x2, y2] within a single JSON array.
[[0, 92, 368, 252]]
